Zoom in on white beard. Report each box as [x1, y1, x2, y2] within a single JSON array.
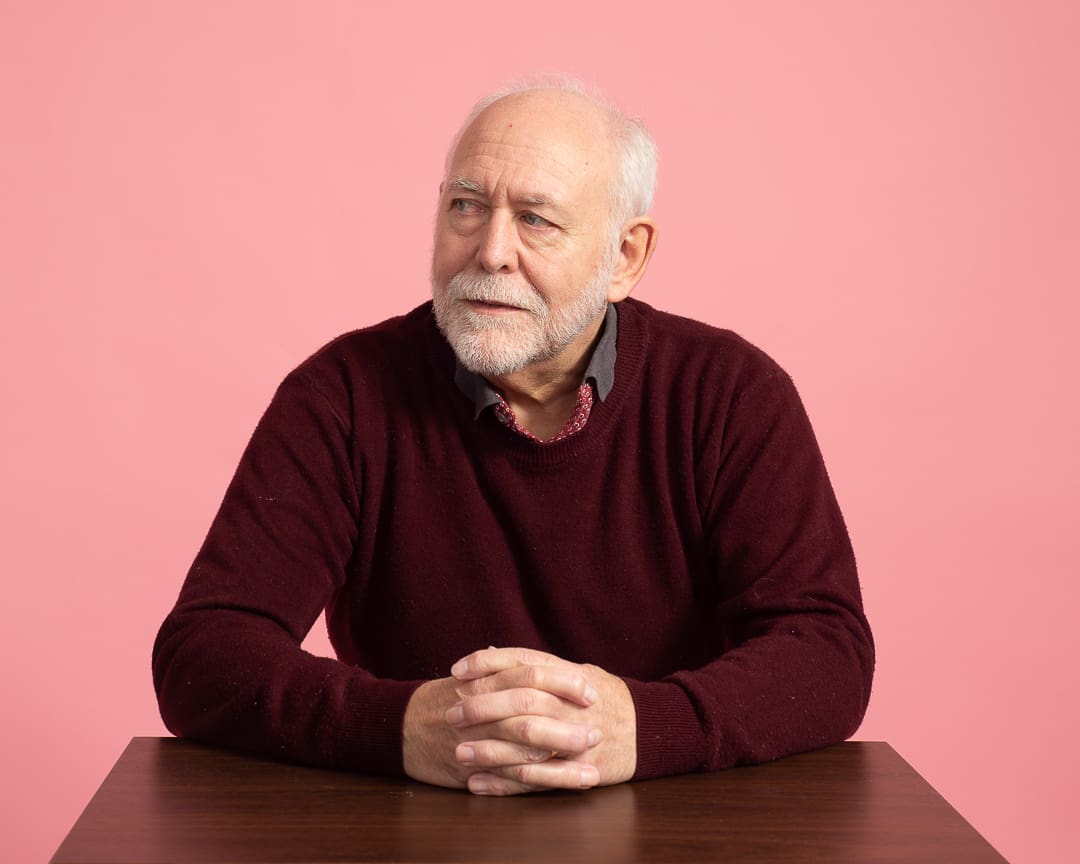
[[432, 257, 613, 378]]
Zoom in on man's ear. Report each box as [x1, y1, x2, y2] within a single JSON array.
[[607, 218, 658, 303]]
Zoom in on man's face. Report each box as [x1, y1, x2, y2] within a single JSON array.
[[431, 90, 619, 378]]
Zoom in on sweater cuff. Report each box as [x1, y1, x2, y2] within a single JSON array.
[[624, 678, 707, 780], [335, 675, 425, 776]]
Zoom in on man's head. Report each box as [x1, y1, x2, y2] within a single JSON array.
[[431, 77, 658, 378]]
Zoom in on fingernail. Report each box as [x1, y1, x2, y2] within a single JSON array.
[[470, 776, 492, 795], [450, 660, 468, 677], [445, 703, 465, 725], [457, 744, 475, 765], [587, 728, 602, 747], [579, 766, 600, 788], [583, 684, 599, 704]]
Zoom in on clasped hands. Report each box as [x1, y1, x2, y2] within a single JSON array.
[[402, 647, 637, 796]]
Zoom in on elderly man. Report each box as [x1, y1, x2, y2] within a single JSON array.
[[153, 79, 873, 796]]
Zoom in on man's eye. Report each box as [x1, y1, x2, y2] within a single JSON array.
[[452, 199, 481, 214], [521, 212, 552, 228]]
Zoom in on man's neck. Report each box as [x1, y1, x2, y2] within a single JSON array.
[[487, 313, 605, 441]]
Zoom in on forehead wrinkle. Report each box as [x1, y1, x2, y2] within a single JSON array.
[[448, 130, 608, 224], [458, 137, 594, 182], [448, 160, 572, 212]]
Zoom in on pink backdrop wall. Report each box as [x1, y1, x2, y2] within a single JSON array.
[[3, 2, 1077, 861]]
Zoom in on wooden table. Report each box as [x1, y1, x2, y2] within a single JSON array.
[[51, 738, 1005, 863]]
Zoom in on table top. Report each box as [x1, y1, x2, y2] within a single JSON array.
[[51, 737, 1005, 863]]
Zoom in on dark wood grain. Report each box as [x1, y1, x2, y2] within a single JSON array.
[[51, 738, 1006, 863]]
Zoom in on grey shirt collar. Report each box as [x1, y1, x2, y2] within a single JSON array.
[[453, 302, 618, 419]]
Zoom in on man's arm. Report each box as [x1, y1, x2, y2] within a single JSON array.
[[149, 360, 630, 786], [153, 364, 630, 790], [152, 370, 421, 774], [632, 366, 874, 776]]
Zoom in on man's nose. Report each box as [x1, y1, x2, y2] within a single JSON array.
[[475, 212, 518, 274]]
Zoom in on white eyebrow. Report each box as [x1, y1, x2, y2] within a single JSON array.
[[446, 177, 486, 195], [446, 177, 555, 209]]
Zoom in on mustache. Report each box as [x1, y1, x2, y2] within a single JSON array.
[[445, 271, 547, 316]]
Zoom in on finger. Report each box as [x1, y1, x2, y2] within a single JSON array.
[[451, 646, 575, 680], [468, 759, 601, 795], [450, 711, 602, 754], [455, 739, 554, 769], [459, 665, 599, 707], [448, 687, 565, 727], [448, 687, 604, 738], [466, 772, 540, 796]]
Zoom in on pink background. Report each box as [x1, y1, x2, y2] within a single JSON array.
[[2, 2, 1077, 861]]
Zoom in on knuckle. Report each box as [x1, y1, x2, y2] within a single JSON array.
[[473, 742, 497, 764], [459, 699, 480, 723], [461, 678, 485, 696], [515, 716, 537, 744], [516, 688, 538, 714], [495, 779, 527, 797]]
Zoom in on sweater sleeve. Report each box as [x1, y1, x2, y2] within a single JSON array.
[[152, 368, 422, 775], [626, 366, 874, 780]]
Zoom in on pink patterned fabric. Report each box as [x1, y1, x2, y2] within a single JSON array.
[[493, 382, 595, 443]]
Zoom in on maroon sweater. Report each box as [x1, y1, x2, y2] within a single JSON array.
[[153, 298, 873, 780]]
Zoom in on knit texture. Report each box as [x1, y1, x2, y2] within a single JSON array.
[[153, 298, 874, 780]]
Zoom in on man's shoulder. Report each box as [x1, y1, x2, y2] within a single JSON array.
[[621, 297, 787, 384], [309, 301, 435, 361], [280, 302, 444, 401], [623, 299, 811, 443]]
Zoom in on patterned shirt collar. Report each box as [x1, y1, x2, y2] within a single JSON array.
[[453, 302, 618, 420]]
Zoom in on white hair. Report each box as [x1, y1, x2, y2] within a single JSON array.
[[443, 74, 658, 243]]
